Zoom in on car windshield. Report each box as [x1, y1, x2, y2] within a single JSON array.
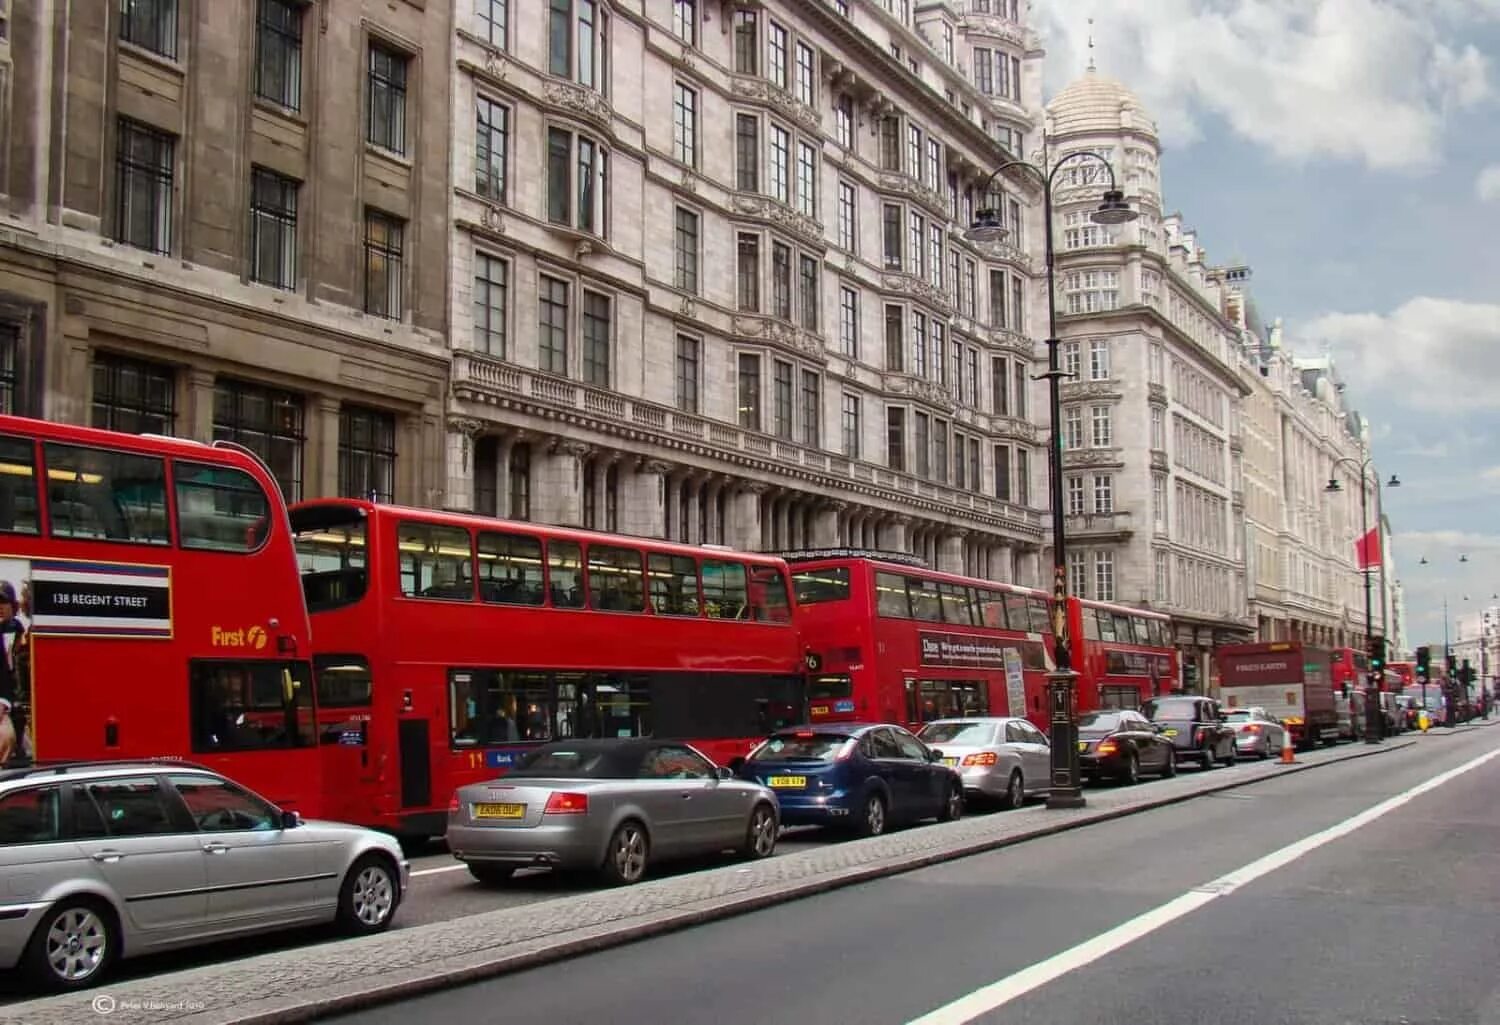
[[1225, 710, 1252, 721], [1078, 712, 1123, 733], [750, 733, 852, 761], [917, 722, 998, 745], [508, 747, 627, 778]]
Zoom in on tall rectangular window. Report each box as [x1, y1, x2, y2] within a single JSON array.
[[907, 211, 924, 277], [672, 0, 696, 45], [0, 328, 17, 416], [538, 275, 570, 375], [993, 444, 1011, 501], [339, 405, 396, 503], [120, 0, 177, 58], [887, 407, 906, 471], [992, 356, 1009, 416], [801, 370, 821, 448], [674, 207, 699, 294], [990, 269, 1007, 327], [839, 287, 859, 358], [213, 379, 305, 502], [884, 305, 904, 372], [362, 209, 403, 319], [1013, 360, 1028, 417], [911, 311, 927, 378], [473, 252, 508, 357], [1068, 550, 1088, 599], [115, 119, 174, 254], [795, 42, 815, 104], [366, 44, 407, 155], [733, 10, 758, 74], [772, 242, 792, 320], [834, 95, 854, 149], [546, 128, 608, 234], [841, 394, 861, 459], [882, 204, 903, 270], [950, 339, 962, 397], [737, 353, 762, 431], [798, 255, 819, 331], [773, 360, 794, 439], [914, 411, 930, 478], [924, 137, 940, 191], [248, 167, 297, 290], [1090, 339, 1111, 380], [1095, 552, 1115, 602], [906, 124, 921, 178], [838, 181, 856, 251], [735, 114, 759, 192], [254, 0, 301, 109], [932, 419, 948, 484], [796, 141, 817, 218], [1093, 474, 1114, 514], [91, 352, 175, 435], [1012, 272, 1025, 331], [673, 83, 697, 165], [974, 48, 993, 94], [675, 335, 700, 413], [931, 322, 946, 388], [476, 97, 509, 201], [1064, 406, 1083, 450], [880, 116, 901, 171], [928, 224, 944, 288], [1091, 405, 1112, 447], [1016, 448, 1030, 505], [954, 431, 966, 490], [1066, 477, 1086, 516], [966, 349, 979, 408], [770, 125, 790, 204], [768, 22, 788, 89], [479, 0, 509, 48], [1062, 341, 1081, 380], [582, 291, 611, 387], [737, 233, 760, 311]]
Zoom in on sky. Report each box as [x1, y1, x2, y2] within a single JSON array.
[[1035, 0, 1500, 651]]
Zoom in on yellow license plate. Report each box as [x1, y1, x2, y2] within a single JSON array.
[[768, 776, 806, 788], [1162, 729, 1178, 737], [810, 705, 830, 716], [942, 757, 958, 767], [473, 802, 526, 819]]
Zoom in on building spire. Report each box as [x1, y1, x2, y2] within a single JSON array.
[[1087, 17, 1096, 72]]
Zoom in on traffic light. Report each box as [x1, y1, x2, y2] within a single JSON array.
[[1462, 659, 1475, 687], [1416, 645, 1431, 682], [1369, 637, 1385, 675], [1448, 653, 1458, 680]]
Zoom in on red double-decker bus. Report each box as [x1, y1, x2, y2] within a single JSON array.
[[0, 414, 318, 810], [786, 551, 1176, 733], [289, 499, 808, 838], [1329, 646, 1369, 695]]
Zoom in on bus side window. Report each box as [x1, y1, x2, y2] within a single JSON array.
[[174, 462, 271, 553], [587, 545, 646, 612], [875, 573, 911, 619], [477, 531, 545, 606], [44, 443, 170, 544], [747, 566, 791, 623], [397, 521, 474, 600], [702, 560, 748, 620], [548, 541, 586, 608], [0, 435, 40, 535]]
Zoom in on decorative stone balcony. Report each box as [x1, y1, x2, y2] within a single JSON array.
[[1064, 510, 1134, 541]]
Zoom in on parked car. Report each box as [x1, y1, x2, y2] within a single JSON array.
[[738, 724, 963, 837], [1224, 706, 1288, 759], [915, 717, 1052, 808], [0, 760, 407, 992], [1077, 709, 1177, 784], [448, 739, 778, 888], [1141, 695, 1238, 769]]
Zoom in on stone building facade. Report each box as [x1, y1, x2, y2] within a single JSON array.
[[0, 0, 450, 505], [440, 0, 1057, 580]]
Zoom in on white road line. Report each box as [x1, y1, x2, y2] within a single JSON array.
[[906, 744, 1500, 1025], [411, 863, 468, 878]]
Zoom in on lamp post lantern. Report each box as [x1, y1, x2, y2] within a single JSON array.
[[1325, 466, 1399, 743], [966, 153, 1136, 809]]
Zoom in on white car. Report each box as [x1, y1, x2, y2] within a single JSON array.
[[915, 717, 1052, 808], [1224, 707, 1287, 759]]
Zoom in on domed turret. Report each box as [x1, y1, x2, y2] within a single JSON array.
[[1046, 69, 1158, 140]]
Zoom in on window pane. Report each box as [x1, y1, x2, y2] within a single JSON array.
[[478, 531, 545, 606], [701, 560, 748, 619], [649, 553, 700, 616], [748, 566, 791, 623], [397, 521, 473, 600], [188, 660, 314, 752], [0, 435, 40, 535], [548, 540, 585, 608], [174, 462, 271, 553], [83, 778, 177, 835], [0, 786, 61, 845], [587, 545, 644, 611], [44, 443, 169, 544], [170, 775, 278, 832]]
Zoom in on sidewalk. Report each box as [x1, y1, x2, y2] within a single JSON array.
[[0, 740, 1419, 1025]]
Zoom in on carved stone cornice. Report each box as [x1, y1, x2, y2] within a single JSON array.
[[1062, 449, 1123, 470], [882, 374, 957, 413], [959, 12, 1027, 48], [880, 273, 955, 316], [638, 459, 675, 476], [447, 417, 484, 437], [876, 172, 948, 220], [729, 193, 825, 249], [542, 79, 613, 133], [730, 314, 828, 363], [1059, 381, 1122, 402], [974, 237, 1032, 270], [728, 74, 820, 135], [1148, 382, 1168, 406]]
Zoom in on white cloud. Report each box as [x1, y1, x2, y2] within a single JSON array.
[[1478, 164, 1500, 201], [1040, 0, 1494, 171], [1299, 297, 1500, 411]]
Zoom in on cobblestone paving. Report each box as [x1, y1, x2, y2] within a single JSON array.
[[0, 741, 1418, 1025]]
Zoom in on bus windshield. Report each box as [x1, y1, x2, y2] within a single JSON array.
[[292, 507, 369, 611]]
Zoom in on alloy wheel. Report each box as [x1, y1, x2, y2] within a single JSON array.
[[613, 824, 648, 882], [750, 806, 777, 857], [865, 795, 886, 836], [352, 864, 395, 927], [46, 907, 107, 983]]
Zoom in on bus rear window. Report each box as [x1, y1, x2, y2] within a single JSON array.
[[749, 566, 791, 623], [809, 674, 852, 700], [793, 567, 850, 605], [294, 516, 367, 611], [174, 461, 271, 553], [314, 655, 373, 708]]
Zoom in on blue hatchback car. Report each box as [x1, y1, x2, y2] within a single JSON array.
[[738, 724, 964, 837]]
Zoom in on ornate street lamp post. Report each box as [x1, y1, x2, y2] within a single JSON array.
[[1326, 465, 1400, 743]]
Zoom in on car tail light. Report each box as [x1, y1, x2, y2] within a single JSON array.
[[1096, 740, 1118, 756], [961, 751, 998, 767], [1194, 728, 1204, 745], [448, 792, 460, 813], [1244, 724, 1261, 735], [544, 792, 589, 815]]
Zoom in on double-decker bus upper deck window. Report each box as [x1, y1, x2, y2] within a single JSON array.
[[748, 566, 791, 622], [793, 566, 851, 605], [1112, 613, 1132, 642], [174, 461, 271, 552], [548, 541, 585, 608], [44, 443, 169, 544], [976, 589, 1008, 629], [1151, 619, 1168, 647], [702, 560, 748, 619], [875, 572, 910, 618], [588, 545, 646, 612], [0, 435, 40, 535], [909, 577, 943, 623], [1096, 609, 1116, 641], [1131, 616, 1151, 645], [1027, 597, 1051, 634], [648, 553, 701, 616], [1083, 610, 1101, 640], [477, 530, 545, 606], [189, 659, 315, 752], [398, 521, 474, 600], [938, 583, 975, 625], [1002, 593, 1030, 632], [313, 655, 373, 708], [293, 516, 367, 611]]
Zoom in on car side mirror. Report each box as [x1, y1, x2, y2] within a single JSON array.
[[716, 766, 734, 781], [280, 810, 302, 830], [928, 748, 944, 761]]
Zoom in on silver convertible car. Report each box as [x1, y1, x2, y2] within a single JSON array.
[[447, 739, 779, 885], [0, 761, 408, 992]]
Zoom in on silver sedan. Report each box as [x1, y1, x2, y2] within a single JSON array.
[[915, 717, 1052, 809], [447, 739, 779, 886], [1225, 707, 1288, 759]]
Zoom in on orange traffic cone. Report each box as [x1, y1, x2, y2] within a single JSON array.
[[1280, 727, 1296, 764]]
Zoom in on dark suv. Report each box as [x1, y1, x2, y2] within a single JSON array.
[[1142, 695, 1237, 770]]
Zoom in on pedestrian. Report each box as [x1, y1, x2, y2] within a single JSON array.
[[0, 698, 15, 765]]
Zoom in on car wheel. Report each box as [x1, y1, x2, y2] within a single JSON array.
[[1161, 749, 1178, 778], [938, 782, 963, 822], [1001, 770, 1024, 810], [467, 864, 516, 886], [1224, 743, 1238, 767], [23, 898, 116, 991], [1119, 751, 1140, 786], [856, 791, 888, 837], [600, 820, 650, 885], [1201, 746, 1217, 769], [337, 854, 400, 935], [740, 802, 778, 860]]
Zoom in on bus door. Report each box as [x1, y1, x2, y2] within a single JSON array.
[[312, 655, 381, 824]]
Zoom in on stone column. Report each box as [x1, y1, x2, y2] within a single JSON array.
[[727, 481, 768, 551], [313, 396, 342, 499], [813, 500, 846, 547], [592, 455, 611, 530], [494, 434, 516, 518], [186, 368, 216, 443], [532, 440, 590, 527], [938, 532, 964, 575], [443, 418, 482, 512], [883, 514, 911, 554], [622, 459, 670, 538], [1026, 547, 1044, 589], [686, 477, 702, 545]]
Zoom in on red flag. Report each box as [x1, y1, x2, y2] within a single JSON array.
[[1354, 527, 1382, 570]]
